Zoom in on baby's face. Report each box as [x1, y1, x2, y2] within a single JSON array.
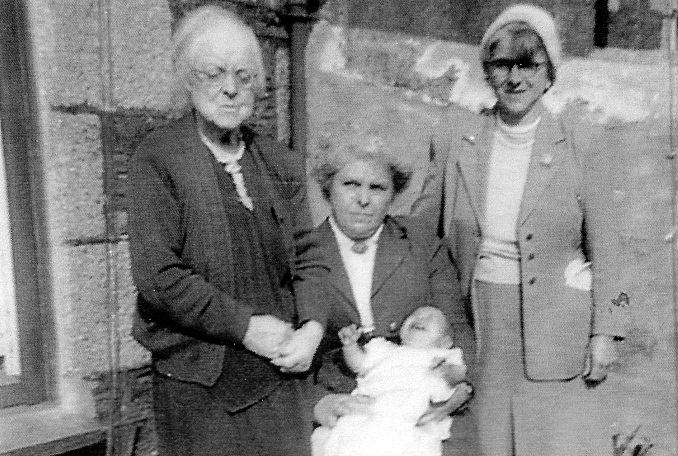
[[399, 307, 452, 349]]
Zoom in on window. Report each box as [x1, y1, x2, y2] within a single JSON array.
[[0, 126, 21, 384], [0, 0, 49, 408]]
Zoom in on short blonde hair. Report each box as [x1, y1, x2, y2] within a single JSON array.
[[171, 5, 266, 111]]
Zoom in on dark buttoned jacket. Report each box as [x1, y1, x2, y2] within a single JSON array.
[[413, 102, 627, 381], [294, 215, 472, 393], [128, 114, 309, 412]]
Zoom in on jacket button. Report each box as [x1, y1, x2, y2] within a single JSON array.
[[526, 233, 533, 241], [527, 253, 535, 260], [528, 277, 536, 285]]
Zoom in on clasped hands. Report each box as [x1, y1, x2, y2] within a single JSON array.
[[242, 314, 322, 373]]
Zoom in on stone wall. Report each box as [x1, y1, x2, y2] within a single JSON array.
[[20, 1, 294, 454], [307, 1, 677, 454], [346, 0, 664, 54]]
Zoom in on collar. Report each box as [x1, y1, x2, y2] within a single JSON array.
[[199, 130, 245, 165], [328, 216, 384, 251]]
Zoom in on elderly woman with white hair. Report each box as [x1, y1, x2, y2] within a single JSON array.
[[414, 4, 628, 455], [127, 5, 311, 456]]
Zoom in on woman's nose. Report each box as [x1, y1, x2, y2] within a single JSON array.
[[356, 188, 370, 207], [220, 74, 238, 98], [506, 67, 524, 85]]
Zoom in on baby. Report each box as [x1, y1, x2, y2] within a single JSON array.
[[311, 306, 468, 456]]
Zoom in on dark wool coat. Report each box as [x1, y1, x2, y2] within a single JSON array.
[[294, 215, 473, 393], [128, 114, 310, 412]]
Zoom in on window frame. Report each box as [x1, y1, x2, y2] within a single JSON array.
[[0, 0, 51, 408]]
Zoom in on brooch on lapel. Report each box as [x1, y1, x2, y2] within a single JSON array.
[[540, 153, 553, 167], [351, 241, 368, 254], [462, 135, 476, 145]]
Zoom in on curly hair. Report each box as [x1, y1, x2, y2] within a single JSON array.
[[312, 129, 413, 201]]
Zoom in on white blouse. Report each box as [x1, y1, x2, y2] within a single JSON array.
[[329, 217, 383, 333]]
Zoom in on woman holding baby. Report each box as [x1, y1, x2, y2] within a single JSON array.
[[273, 124, 478, 456]]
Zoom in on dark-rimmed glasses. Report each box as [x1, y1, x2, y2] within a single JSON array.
[[485, 59, 546, 81]]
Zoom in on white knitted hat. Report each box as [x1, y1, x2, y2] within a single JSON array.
[[480, 4, 562, 79]]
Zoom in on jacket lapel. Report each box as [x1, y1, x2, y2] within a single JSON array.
[[454, 116, 493, 231], [518, 111, 567, 226], [317, 221, 359, 309], [371, 218, 408, 298]]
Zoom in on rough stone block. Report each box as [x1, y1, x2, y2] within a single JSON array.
[[110, 0, 174, 111], [46, 113, 105, 242], [63, 242, 147, 375], [39, 1, 102, 107], [64, 243, 110, 374]]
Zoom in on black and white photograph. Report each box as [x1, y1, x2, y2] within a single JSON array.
[[0, 0, 675, 455]]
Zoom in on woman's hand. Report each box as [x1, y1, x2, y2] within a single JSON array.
[[271, 321, 323, 373], [583, 334, 618, 383], [417, 381, 474, 427], [242, 315, 293, 359], [314, 394, 375, 428], [338, 324, 361, 346]]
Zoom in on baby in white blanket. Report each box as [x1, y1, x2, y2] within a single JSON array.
[[312, 306, 468, 456]]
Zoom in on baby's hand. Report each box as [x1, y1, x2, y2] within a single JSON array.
[[432, 358, 467, 386], [338, 324, 361, 346], [271, 321, 323, 373]]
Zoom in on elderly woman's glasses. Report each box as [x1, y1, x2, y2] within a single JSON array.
[[191, 67, 256, 90], [486, 59, 546, 80]]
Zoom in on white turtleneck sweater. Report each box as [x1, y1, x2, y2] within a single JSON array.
[[476, 116, 540, 284]]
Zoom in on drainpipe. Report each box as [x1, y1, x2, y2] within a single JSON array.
[[657, 0, 678, 449], [285, 0, 319, 157], [96, 1, 120, 455], [669, 5, 678, 453]]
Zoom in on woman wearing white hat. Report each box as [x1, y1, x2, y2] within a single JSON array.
[[413, 4, 628, 455]]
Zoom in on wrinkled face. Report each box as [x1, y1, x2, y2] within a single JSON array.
[[399, 307, 452, 349], [485, 28, 552, 124], [186, 26, 257, 130], [329, 159, 394, 241]]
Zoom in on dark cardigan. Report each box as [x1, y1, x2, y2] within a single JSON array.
[[128, 114, 310, 412]]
